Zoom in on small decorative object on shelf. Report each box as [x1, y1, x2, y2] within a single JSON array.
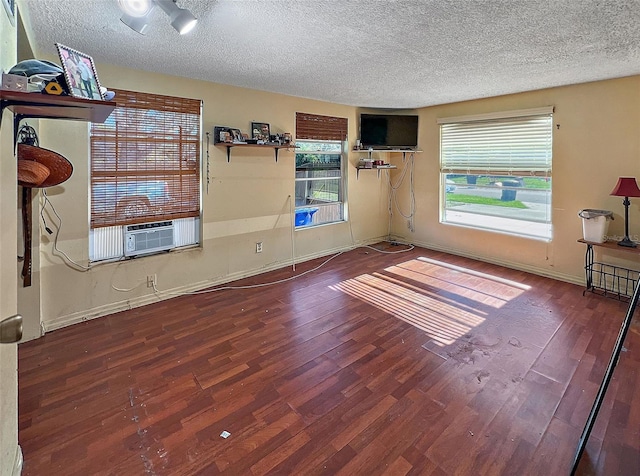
[[355, 162, 397, 179], [1, 73, 27, 92], [251, 121, 270, 142], [214, 125, 248, 144], [55, 43, 104, 101]]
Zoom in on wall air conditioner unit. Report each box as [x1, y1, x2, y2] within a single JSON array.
[[124, 220, 175, 257]]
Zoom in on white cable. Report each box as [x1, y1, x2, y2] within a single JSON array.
[[112, 283, 141, 292], [386, 153, 416, 232], [205, 131, 211, 194], [153, 250, 346, 296], [289, 194, 296, 272], [390, 153, 415, 219], [149, 239, 414, 297], [362, 243, 415, 254], [41, 191, 90, 271]]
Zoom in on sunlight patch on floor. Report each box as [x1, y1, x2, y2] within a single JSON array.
[[416, 257, 531, 291], [330, 257, 528, 346]]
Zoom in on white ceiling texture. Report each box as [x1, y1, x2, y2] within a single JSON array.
[[18, 0, 640, 109]]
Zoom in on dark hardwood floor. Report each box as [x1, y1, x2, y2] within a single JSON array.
[[18, 244, 640, 475]]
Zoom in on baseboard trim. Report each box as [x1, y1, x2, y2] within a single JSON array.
[[13, 445, 23, 476], [42, 238, 385, 333], [406, 238, 583, 286]]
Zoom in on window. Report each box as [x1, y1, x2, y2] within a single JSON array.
[[89, 89, 201, 261], [295, 112, 347, 228], [439, 107, 553, 240]]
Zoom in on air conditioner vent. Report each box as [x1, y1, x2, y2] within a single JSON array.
[[124, 220, 175, 257]]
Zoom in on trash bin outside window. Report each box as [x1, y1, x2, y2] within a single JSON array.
[[500, 179, 522, 201]]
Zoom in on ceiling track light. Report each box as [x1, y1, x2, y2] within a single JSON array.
[[118, 0, 197, 35], [155, 0, 198, 35]]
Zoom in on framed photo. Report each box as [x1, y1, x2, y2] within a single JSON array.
[[2, 0, 15, 25], [55, 43, 104, 100], [251, 122, 270, 141], [230, 128, 245, 143]]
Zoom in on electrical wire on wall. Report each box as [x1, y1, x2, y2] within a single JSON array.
[[205, 131, 211, 194], [288, 194, 296, 272], [386, 152, 416, 236], [40, 190, 90, 271]]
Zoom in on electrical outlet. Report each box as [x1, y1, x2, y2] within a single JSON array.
[[147, 274, 157, 288], [256, 242, 263, 253]]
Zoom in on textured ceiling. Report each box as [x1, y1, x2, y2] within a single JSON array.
[[19, 0, 640, 109]]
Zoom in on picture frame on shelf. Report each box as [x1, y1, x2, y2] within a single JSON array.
[[251, 122, 270, 142], [230, 128, 245, 143], [214, 126, 233, 143], [55, 43, 104, 101]]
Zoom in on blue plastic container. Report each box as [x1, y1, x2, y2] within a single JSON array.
[[295, 207, 319, 226]]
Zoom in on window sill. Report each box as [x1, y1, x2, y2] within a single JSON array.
[[295, 219, 347, 231]]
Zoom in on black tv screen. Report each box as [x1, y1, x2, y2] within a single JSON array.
[[360, 114, 419, 148]]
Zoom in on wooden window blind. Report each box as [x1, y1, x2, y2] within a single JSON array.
[[90, 89, 201, 228], [296, 112, 348, 141]]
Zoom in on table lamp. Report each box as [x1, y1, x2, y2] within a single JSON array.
[[610, 177, 640, 247]]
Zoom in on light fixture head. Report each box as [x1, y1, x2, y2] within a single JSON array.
[[155, 0, 198, 34], [120, 13, 152, 34], [170, 8, 198, 34], [118, 0, 154, 34], [118, 0, 154, 17], [610, 177, 640, 198]]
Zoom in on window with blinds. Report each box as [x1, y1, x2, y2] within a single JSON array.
[[89, 89, 201, 261], [90, 89, 201, 228], [439, 107, 553, 240], [295, 112, 347, 141], [295, 112, 348, 228]]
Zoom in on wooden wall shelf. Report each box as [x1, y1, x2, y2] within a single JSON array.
[[0, 90, 116, 126], [215, 143, 297, 162]]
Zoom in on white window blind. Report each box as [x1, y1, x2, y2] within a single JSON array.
[[440, 109, 553, 177]]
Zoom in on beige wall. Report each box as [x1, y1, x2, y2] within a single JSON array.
[[389, 76, 640, 283], [35, 63, 391, 331], [0, 4, 20, 476], [25, 70, 640, 334]]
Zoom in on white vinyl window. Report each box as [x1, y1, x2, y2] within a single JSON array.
[[439, 107, 553, 240], [295, 140, 345, 227]]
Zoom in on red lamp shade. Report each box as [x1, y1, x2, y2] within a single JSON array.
[[610, 177, 640, 197]]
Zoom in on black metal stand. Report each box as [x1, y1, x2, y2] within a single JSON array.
[[618, 196, 638, 247], [570, 277, 640, 474]]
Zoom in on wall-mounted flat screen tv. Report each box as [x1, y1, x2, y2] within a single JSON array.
[[360, 114, 419, 149]]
